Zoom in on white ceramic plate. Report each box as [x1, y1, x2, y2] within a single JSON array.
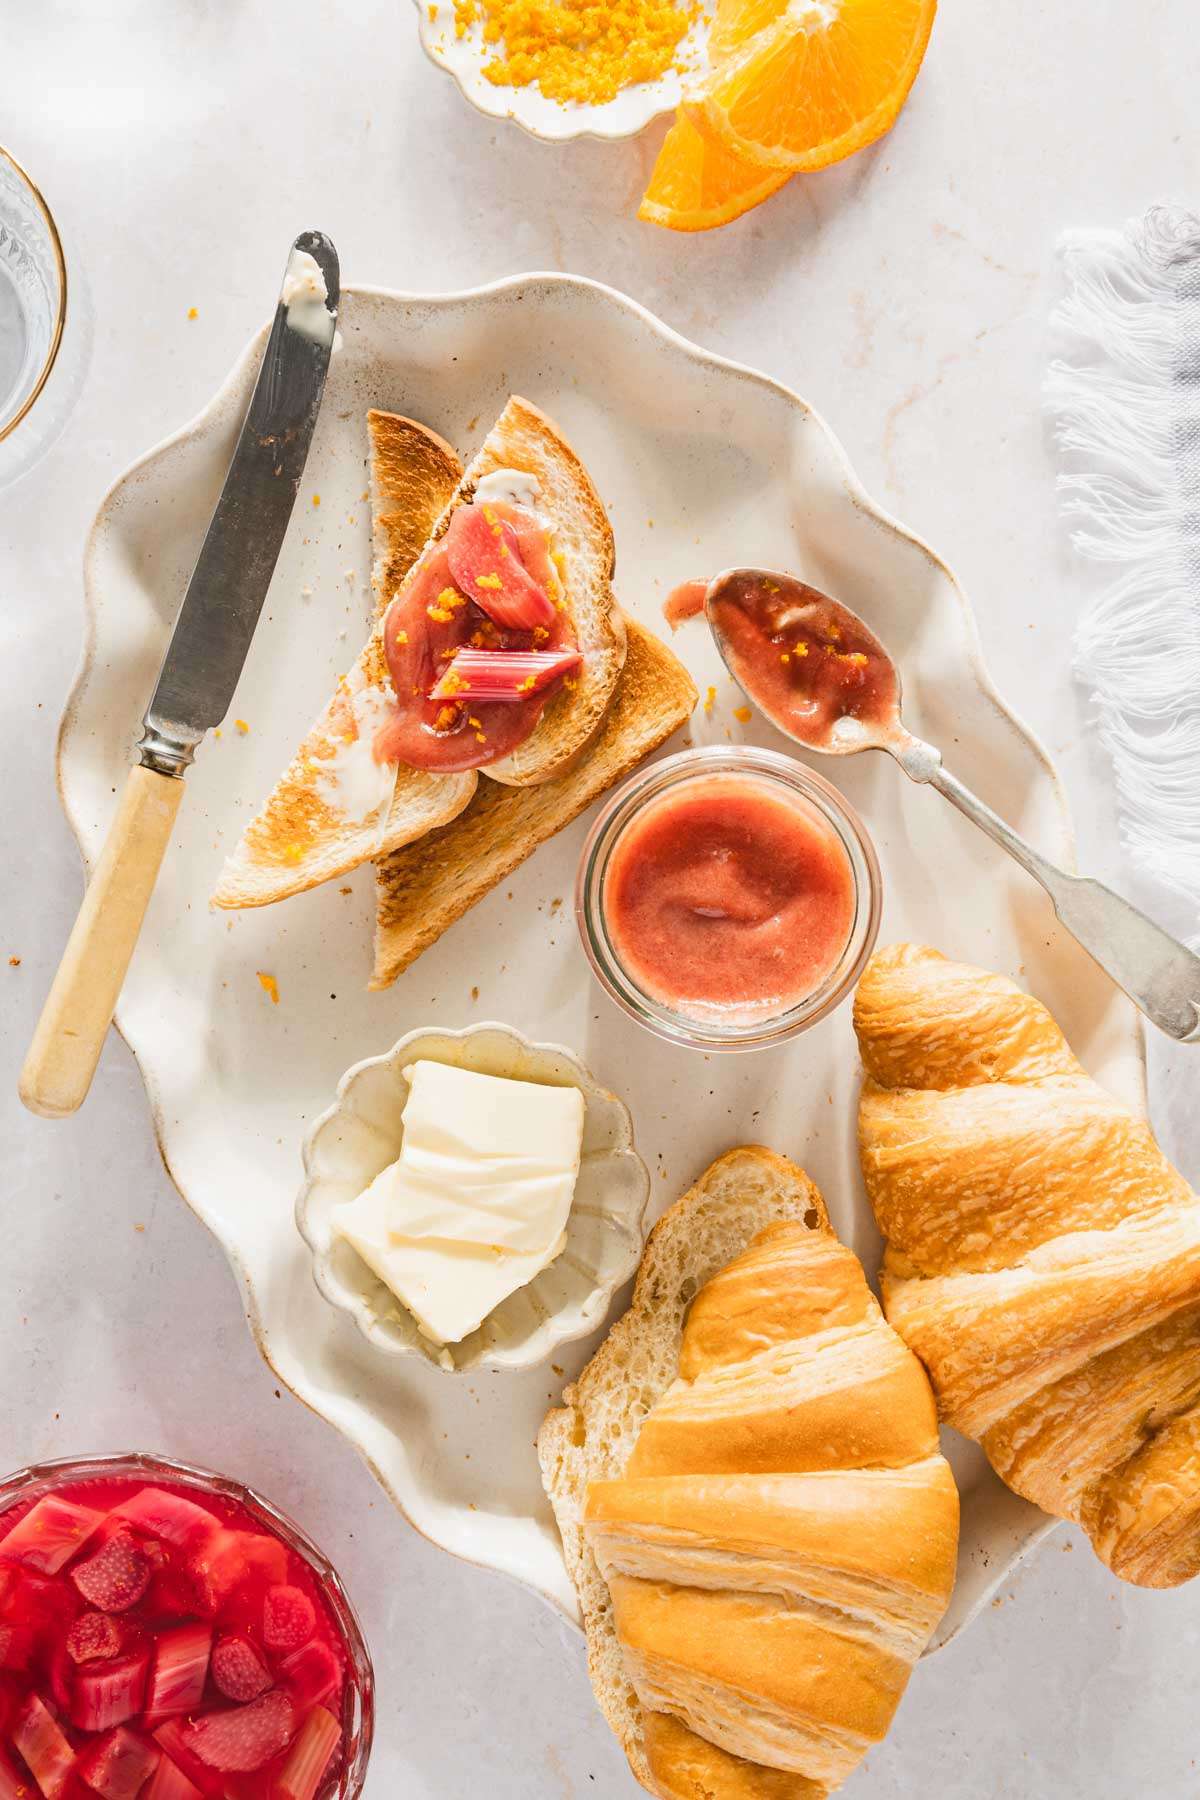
[[412, 0, 697, 142], [62, 273, 1144, 1649]]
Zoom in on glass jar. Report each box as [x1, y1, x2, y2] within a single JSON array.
[[576, 745, 882, 1052]]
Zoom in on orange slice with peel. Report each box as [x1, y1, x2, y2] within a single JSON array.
[[638, 111, 791, 233], [690, 0, 937, 173]]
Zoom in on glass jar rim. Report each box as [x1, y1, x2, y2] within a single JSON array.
[[0, 1450, 374, 1796], [575, 745, 882, 1052], [0, 142, 68, 445]]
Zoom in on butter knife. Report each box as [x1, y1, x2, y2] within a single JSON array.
[[20, 231, 340, 1118]]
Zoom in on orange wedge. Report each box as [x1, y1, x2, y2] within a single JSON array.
[[638, 111, 791, 232], [690, 0, 937, 172]]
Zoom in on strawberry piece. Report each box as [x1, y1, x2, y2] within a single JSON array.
[[143, 1748, 203, 1800], [261, 1588, 315, 1656], [183, 1691, 294, 1774], [0, 1498, 103, 1576], [12, 1692, 76, 1797], [151, 1724, 223, 1797], [278, 1640, 340, 1710], [143, 1624, 212, 1727], [69, 1645, 150, 1732], [0, 1625, 33, 1672], [0, 1743, 29, 1800], [67, 1613, 125, 1666], [273, 1703, 341, 1800], [209, 1638, 270, 1705], [72, 1536, 151, 1614], [108, 1492, 220, 1561], [445, 503, 556, 631], [77, 1727, 160, 1800], [430, 646, 581, 702]]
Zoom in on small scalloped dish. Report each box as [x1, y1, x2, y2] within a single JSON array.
[[414, 0, 706, 142], [297, 1024, 651, 1373]]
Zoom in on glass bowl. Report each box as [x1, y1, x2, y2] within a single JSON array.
[[576, 746, 882, 1052], [0, 1450, 373, 1796]]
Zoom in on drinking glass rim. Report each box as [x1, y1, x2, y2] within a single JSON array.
[[0, 141, 68, 445]]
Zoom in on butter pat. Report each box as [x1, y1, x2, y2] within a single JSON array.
[[331, 1060, 584, 1346]]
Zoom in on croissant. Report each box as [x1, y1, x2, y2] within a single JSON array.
[[546, 1150, 959, 1799], [854, 942, 1200, 1589]]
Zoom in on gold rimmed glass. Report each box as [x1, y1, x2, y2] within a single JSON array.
[[0, 144, 88, 489]]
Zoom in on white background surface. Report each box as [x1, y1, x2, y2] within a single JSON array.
[[3, 3, 1199, 1795]]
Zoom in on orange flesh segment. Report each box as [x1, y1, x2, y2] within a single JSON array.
[[638, 111, 791, 233], [696, 0, 937, 172]]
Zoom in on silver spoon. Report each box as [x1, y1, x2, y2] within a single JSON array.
[[704, 567, 1200, 1043]]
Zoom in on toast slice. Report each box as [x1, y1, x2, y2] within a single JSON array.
[[536, 1148, 829, 1794], [212, 397, 625, 909], [470, 397, 626, 788], [370, 616, 696, 986]]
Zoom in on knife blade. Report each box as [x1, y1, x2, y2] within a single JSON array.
[[20, 231, 339, 1118], [141, 228, 340, 773]]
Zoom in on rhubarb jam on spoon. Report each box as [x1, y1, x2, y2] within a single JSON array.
[[704, 570, 901, 754]]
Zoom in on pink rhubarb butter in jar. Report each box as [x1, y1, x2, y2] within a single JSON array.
[[578, 748, 882, 1050]]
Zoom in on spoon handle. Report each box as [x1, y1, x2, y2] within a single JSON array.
[[925, 762, 1200, 1043]]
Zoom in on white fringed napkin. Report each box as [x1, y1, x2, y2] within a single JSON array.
[[1047, 206, 1200, 901]]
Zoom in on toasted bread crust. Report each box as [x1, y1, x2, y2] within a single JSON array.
[[369, 617, 696, 987], [367, 410, 462, 622]]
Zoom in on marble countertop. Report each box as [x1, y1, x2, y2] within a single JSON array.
[[4, 2, 1199, 1793]]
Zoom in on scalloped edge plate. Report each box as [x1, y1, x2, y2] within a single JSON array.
[[59, 272, 1144, 1652]]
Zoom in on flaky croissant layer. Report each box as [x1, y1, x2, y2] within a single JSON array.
[[855, 943, 1200, 1589]]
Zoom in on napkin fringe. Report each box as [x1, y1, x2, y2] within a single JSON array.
[[1048, 205, 1200, 896]]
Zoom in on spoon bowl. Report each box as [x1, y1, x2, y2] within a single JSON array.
[[704, 568, 944, 780]]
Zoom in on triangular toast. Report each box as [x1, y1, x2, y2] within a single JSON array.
[[212, 397, 626, 909]]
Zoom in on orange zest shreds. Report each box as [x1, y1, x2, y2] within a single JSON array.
[[703, 685, 717, 713], [186, 307, 198, 320], [467, 716, 483, 729], [395, 628, 408, 645], [434, 704, 461, 731], [311, 494, 321, 507], [453, 0, 701, 105], [475, 572, 503, 590], [733, 705, 753, 723], [257, 972, 280, 1005], [691, 0, 937, 173], [438, 669, 469, 697], [428, 2, 438, 16], [235, 719, 250, 734], [640, 110, 790, 232]]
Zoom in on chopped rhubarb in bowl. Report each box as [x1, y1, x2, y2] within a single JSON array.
[[0, 1453, 372, 1798]]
